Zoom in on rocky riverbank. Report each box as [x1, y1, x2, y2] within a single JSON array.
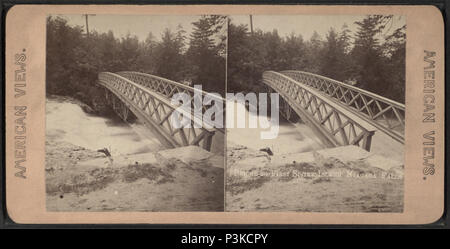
[[226, 143, 404, 212], [46, 140, 224, 211]]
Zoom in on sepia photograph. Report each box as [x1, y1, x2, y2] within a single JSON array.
[[225, 15, 406, 212], [45, 14, 227, 211], [4, 4, 445, 225]]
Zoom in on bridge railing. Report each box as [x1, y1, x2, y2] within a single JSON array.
[[281, 70, 405, 144], [117, 71, 225, 132], [98, 72, 220, 151], [263, 71, 377, 151]]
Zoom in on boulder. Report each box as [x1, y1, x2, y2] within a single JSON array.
[[155, 145, 224, 169], [269, 152, 315, 168], [77, 152, 157, 168], [313, 145, 370, 168]]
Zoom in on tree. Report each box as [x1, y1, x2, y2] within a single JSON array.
[[304, 31, 323, 73], [227, 22, 248, 92], [118, 34, 141, 71], [46, 15, 139, 112], [351, 15, 388, 94], [338, 24, 352, 54], [187, 15, 226, 94], [153, 28, 186, 81], [382, 24, 406, 102], [337, 24, 355, 81], [136, 32, 158, 74], [282, 33, 307, 71], [320, 28, 346, 80], [46, 16, 85, 95]]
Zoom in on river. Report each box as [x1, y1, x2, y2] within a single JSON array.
[[46, 97, 164, 156], [226, 102, 326, 155]]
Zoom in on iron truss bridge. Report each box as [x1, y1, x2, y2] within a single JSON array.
[[280, 70, 405, 144], [263, 71, 404, 151], [98, 72, 224, 152]]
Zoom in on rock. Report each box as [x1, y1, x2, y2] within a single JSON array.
[[312, 145, 403, 179], [313, 145, 370, 168], [269, 152, 315, 168], [77, 152, 157, 168], [80, 104, 96, 114], [259, 147, 274, 156], [364, 154, 403, 172], [228, 156, 270, 171], [387, 165, 404, 179], [156, 146, 213, 164], [155, 146, 224, 169], [207, 155, 224, 169], [97, 148, 112, 157]]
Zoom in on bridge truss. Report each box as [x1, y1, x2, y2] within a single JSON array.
[[281, 70, 405, 144], [98, 72, 224, 152], [263, 71, 377, 151]]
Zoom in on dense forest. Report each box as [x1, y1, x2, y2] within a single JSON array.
[[47, 14, 406, 115], [46, 15, 227, 113], [227, 15, 406, 103]]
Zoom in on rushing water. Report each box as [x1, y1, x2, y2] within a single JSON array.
[[46, 98, 164, 156], [226, 102, 326, 155]]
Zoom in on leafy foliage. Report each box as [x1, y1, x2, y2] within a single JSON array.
[[46, 15, 226, 113], [227, 15, 406, 103], [187, 15, 227, 94]]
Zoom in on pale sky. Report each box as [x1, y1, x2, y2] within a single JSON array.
[[54, 14, 202, 42], [54, 14, 406, 43], [230, 15, 406, 41]]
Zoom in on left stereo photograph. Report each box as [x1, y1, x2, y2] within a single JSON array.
[[45, 14, 227, 212]]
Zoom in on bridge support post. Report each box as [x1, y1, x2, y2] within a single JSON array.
[[362, 131, 375, 151], [202, 132, 213, 151], [111, 94, 117, 110], [105, 89, 112, 105], [122, 104, 129, 121], [108, 92, 131, 122], [278, 93, 300, 123]]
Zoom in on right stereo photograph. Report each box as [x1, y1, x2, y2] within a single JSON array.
[[225, 15, 406, 213]]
